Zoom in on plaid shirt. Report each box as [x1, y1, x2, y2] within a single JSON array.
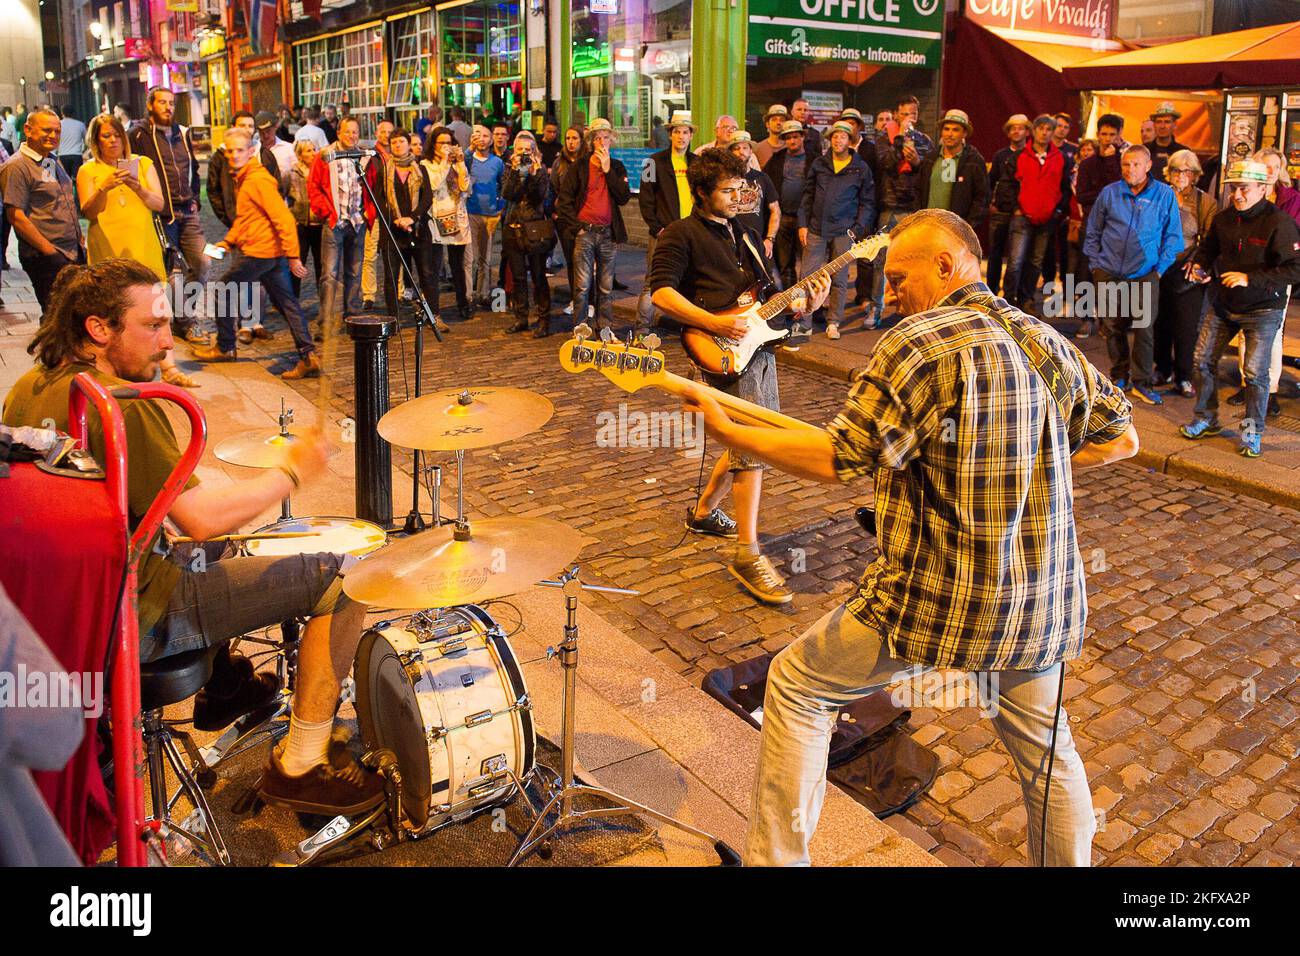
[[827, 282, 1132, 671]]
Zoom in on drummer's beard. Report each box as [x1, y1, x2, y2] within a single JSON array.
[[106, 340, 167, 383]]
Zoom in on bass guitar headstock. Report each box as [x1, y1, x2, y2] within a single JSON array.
[[557, 324, 670, 394]]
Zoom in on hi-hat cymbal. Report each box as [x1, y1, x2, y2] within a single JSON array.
[[214, 430, 304, 468], [377, 386, 554, 451], [343, 517, 583, 608]]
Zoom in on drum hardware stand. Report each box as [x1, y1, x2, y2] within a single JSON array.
[[277, 399, 294, 520], [509, 568, 742, 867]]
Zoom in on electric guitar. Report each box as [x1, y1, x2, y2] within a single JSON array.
[[557, 326, 822, 433], [679, 232, 890, 382]]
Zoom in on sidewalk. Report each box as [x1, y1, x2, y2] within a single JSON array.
[[596, 251, 1300, 513]]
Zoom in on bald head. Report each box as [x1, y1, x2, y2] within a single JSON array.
[[883, 209, 985, 316]]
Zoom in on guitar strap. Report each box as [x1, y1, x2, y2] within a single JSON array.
[[956, 289, 1074, 424], [740, 230, 777, 293]]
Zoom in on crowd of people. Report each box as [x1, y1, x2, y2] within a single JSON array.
[[2, 94, 1298, 455]]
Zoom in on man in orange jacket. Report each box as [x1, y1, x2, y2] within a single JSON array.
[[193, 128, 318, 379]]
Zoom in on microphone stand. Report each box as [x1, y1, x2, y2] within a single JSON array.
[[348, 152, 444, 536]]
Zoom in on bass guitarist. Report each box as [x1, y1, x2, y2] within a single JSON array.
[[681, 208, 1138, 866], [650, 150, 830, 604]]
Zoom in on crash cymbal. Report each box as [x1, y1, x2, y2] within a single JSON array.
[[377, 386, 554, 451], [343, 517, 583, 608], [214, 430, 305, 468]]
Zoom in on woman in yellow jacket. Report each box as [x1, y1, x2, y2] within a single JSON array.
[[77, 113, 199, 387]]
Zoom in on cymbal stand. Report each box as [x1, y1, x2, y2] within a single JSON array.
[[277, 399, 294, 520], [508, 567, 741, 866]]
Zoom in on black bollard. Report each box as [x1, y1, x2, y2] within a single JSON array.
[[347, 314, 396, 528]]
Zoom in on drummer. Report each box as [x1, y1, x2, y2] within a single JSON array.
[[2, 259, 385, 816]]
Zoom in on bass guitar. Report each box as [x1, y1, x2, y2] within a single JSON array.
[[679, 232, 889, 382]]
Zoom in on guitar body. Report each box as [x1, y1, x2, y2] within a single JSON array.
[[680, 283, 789, 382]]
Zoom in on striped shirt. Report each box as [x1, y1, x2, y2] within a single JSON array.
[[826, 282, 1133, 671]]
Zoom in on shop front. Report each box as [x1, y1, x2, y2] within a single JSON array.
[[292, 21, 388, 140], [198, 28, 231, 137], [386, 7, 436, 133], [744, 0, 945, 139], [437, 0, 525, 128]]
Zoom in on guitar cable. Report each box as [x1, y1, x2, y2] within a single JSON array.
[[1040, 660, 1066, 867]]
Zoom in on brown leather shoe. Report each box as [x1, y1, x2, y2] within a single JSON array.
[[192, 344, 237, 362], [259, 747, 385, 816], [237, 328, 254, 345], [251, 325, 272, 340], [282, 353, 322, 380]]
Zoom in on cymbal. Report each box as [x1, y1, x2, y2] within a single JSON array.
[[343, 517, 583, 608], [377, 386, 553, 451], [213, 430, 304, 468]]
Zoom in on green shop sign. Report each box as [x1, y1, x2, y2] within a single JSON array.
[[748, 0, 944, 70]]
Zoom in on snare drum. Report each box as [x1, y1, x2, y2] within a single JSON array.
[[354, 606, 535, 833], [245, 516, 388, 559]]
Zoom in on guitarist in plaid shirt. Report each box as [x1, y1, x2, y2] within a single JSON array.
[[683, 209, 1138, 866]]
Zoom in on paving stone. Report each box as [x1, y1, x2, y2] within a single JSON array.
[[950, 776, 1023, 824], [1167, 798, 1228, 838], [1136, 832, 1184, 864], [1199, 749, 1241, 777], [1119, 763, 1156, 790], [1223, 811, 1273, 843], [1211, 776, 1259, 810], [931, 771, 974, 804], [1258, 791, 1298, 822], [1093, 817, 1137, 853]]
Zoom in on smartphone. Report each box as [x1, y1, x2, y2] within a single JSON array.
[[116, 157, 139, 178], [884, 120, 900, 142], [203, 243, 226, 260]]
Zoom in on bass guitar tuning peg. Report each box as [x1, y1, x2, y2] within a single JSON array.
[[599, 327, 616, 344], [573, 322, 592, 341], [643, 333, 661, 351]]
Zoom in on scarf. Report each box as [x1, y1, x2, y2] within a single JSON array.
[[384, 153, 422, 223]]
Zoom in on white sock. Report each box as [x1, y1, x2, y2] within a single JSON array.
[[279, 710, 332, 777]]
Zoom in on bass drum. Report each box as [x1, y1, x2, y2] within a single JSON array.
[[354, 605, 535, 833]]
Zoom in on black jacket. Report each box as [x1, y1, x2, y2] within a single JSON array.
[[647, 210, 768, 313], [501, 162, 553, 251], [799, 152, 875, 238], [207, 144, 282, 228], [1192, 200, 1300, 314], [556, 152, 631, 244], [128, 121, 200, 223], [638, 148, 697, 237], [916, 144, 990, 229], [988, 145, 1023, 214], [1075, 148, 1124, 214]]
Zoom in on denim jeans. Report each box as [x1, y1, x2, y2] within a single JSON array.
[[320, 220, 365, 330], [163, 202, 210, 331], [635, 235, 659, 330], [1094, 268, 1159, 387], [573, 224, 616, 330], [803, 231, 852, 328], [871, 207, 907, 314], [1002, 213, 1055, 309], [986, 210, 1011, 296], [214, 254, 314, 358], [745, 604, 1095, 866], [1191, 305, 1285, 437]]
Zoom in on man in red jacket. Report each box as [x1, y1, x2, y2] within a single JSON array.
[[1002, 115, 1072, 313]]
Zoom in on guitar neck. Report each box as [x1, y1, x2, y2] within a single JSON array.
[[757, 247, 859, 320], [656, 372, 821, 432]]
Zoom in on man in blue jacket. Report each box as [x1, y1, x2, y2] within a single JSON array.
[[1083, 144, 1183, 406], [797, 121, 874, 339], [465, 124, 506, 312]]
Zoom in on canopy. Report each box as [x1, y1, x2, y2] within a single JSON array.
[[1063, 21, 1300, 90]]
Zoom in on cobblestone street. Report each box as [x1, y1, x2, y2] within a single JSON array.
[[211, 248, 1299, 869]]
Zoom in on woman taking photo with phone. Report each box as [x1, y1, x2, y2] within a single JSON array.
[[420, 126, 473, 323], [77, 112, 199, 387]]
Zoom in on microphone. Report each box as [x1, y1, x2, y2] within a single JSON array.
[[328, 149, 377, 161]]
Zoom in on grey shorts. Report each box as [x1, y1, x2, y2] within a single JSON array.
[[704, 349, 780, 472], [144, 550, 351, 663]]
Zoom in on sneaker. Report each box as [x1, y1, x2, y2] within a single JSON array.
[[788, 323, 812, 340], [826, 323, 841, 340], [1113, 377, 1128, 391], [563, 303, 574, 315], [1226, 387, 1246, 406], [1268, 395, 1281, 417], [251, 325, 272, 340], [1176, 380, 1194, 398], [1239, 433, 1262, 458], [191, 344, 237, 362], [729, 554, 793, 605], [282, 353, 322, 380], [1130, 383, 1164, 406], [258, 746, 385, 816], [685, 506, 738, 539], [1179, 419, 1222, 440], [237, 328, 254, 345]]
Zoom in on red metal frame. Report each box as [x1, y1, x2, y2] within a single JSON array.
[[68, 373, 208, 867]]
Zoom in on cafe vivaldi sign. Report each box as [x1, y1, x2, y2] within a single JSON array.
[[966, 0, 1117, 39]]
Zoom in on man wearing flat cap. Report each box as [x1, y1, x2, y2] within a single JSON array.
[[1148, 101, 1188, 185], [754, 105, 789, 169], [916, 109, 988, 231]]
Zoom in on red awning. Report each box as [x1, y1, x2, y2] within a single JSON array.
[[1063, 21, 1300, 90]]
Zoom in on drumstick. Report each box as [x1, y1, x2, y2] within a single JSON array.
[[171, 531, 323, 543]]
